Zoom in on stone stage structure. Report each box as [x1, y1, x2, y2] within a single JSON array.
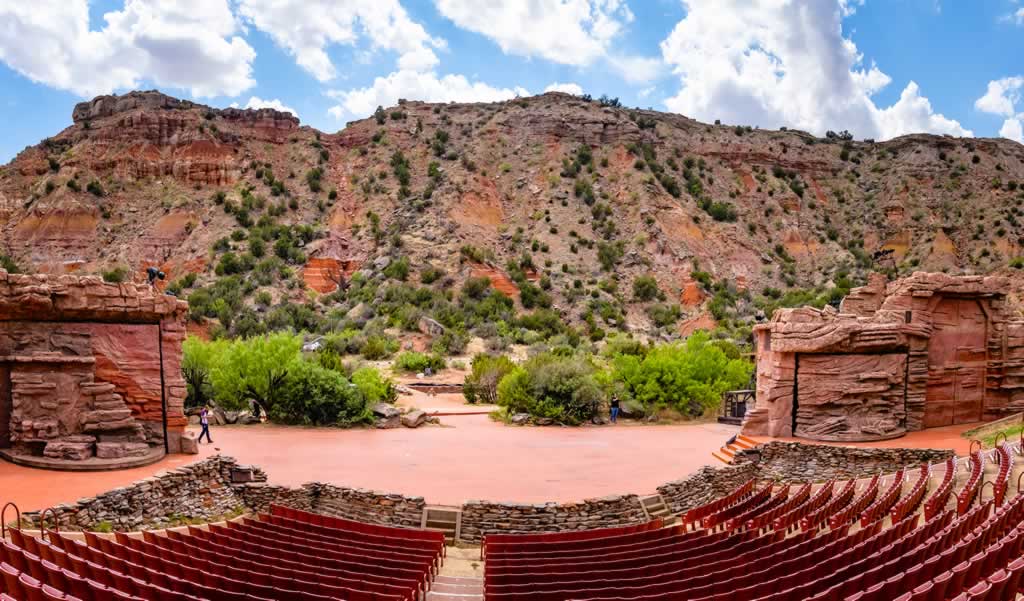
[[743, 272, 1024, 442], [0, 269, 191, 469]]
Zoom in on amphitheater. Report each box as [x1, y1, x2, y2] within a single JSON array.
[[3, 273, 1024, 601]]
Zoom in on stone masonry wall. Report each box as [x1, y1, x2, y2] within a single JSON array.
[[459, 495, 648, 544], [657, 463, 759, 514], [734, 441, 953, 482], [23, 455, 261, 531]]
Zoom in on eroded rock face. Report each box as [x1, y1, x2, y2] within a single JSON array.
[[0, 270, 188, 463], [744, 272, 1024, 441]]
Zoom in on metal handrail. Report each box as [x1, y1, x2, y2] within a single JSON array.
[[995, 432, 1008, 451], [969, 439, 982, 456], [38, 507, 59, 543], [1, 502, 20, 541]]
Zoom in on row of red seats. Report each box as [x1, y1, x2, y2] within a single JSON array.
[[269, 505, 443, 548], [801, 479, 856, 532], [828, 474, 881, 530], [924, 457, 958, 520], [481, 519, 662, 561], [858, 469, 906, 527], [482, 520, 670, 563], [723, 485, 791, 532], [701, 481, 773, 531], [680, 479, 755, 531], [256, 513, 442, 558], [890, 464, 930, 524], [993, 443, 1013, 506], [744, 483, 811, 534], [772, 480, 835, 534], [957, 451, 986, 515]]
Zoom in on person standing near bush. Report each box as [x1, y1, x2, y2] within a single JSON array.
[[199, 406, 213, 443], [610, 395, 620, 424]]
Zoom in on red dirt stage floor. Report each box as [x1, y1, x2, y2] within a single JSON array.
[[0, 394, 983, 513]]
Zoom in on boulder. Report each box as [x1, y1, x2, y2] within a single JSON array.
[[95, 442, 151, 459], [511, 413, 530, 426], [239, 414, 261, 425], [223, 410, 247, 424], [401, 410, 428, 428], [591, 415, 609, 425], [374, 416, 401, 429], [372, 403, 401, 419], [373, 256, 391, 270], [180, 431, 199, 454], [43, 441, 93, 461], [417, 317, 446, 336], [188, 415, 201, 426], [619, 399, 645, 419], [535, 417, 554, 426]]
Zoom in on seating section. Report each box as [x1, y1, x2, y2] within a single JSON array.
[[0, 504, 444, 601], [6, 448, 1024, 601], [483, 450, 1024, 601]]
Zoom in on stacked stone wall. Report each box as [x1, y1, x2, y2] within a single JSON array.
[[24, 455, 257, 530], [734, 441, 953, 482], [459, 495, 647, 543], [656, 463, 759, 514]]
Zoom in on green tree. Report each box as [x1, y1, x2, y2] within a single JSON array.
[[496, 353, 604, 424], [463, 354, 516, 404], [612, 331, 752, 417], [209, 332, 303, 414]]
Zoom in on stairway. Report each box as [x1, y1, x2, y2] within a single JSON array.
[[427, 575, 483, 601], [421, 506, 461, 542], [712, 434, 759, 464], [640, 494, 675, 523]]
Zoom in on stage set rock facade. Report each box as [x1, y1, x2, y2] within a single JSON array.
[[0, 270, 190, 466], [744, 272, 1024, 442]]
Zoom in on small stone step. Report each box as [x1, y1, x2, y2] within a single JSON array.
[[426, 593, 482, 601], [431, 582, 483, 594], [711, 451, 731, 464], [434, 576, 483, 586]]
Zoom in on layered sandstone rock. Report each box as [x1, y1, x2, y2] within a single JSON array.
[[744, 272, 1024, 441], [0, 270, 188, 465]]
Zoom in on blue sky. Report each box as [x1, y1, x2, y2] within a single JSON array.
[[1, 0, 1023, 163]]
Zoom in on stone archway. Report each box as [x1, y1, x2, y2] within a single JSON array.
[[925, 297, 988, 427]]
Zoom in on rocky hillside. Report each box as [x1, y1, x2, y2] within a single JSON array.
[[2, 90, 1024, 340]]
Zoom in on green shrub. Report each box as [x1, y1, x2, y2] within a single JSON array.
[[101, 266, 128, 283], [352, 367, 397, 404], [647, 303, 681, 327], [361, 335, 398, 360], [420, 266, 444, 284], [0, 254, 20, 274], [612, 331, 751, 417], [632, 275, 660, 301], [496, 353, 603, 425], [272, 360, 372, 426], [393, 351, 445, 373], [463, 354, 516, 404], [383, 256, 410, 281]]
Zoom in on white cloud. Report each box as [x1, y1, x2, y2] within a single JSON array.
[[607, 54, 663, 85], [975, 77, 1024, 117], [976, 76, 1024, 143], [659, 0, 970, 141], [242, 96, 298, 117], [238, 0, 445, 82], [435, 0, 632, 66], [328, 70, 525, 120], [544, 82, 584, 95], [1001, 118, 1023, 143], [0, 0, 255, 98]]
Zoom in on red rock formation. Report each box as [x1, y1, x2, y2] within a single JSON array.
[[744, 272, 1024, 441], [0, 270, 189, 465]]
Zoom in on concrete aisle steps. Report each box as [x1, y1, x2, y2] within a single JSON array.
[[712, 434, 759, 464], [427, 575, 483, 601]]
